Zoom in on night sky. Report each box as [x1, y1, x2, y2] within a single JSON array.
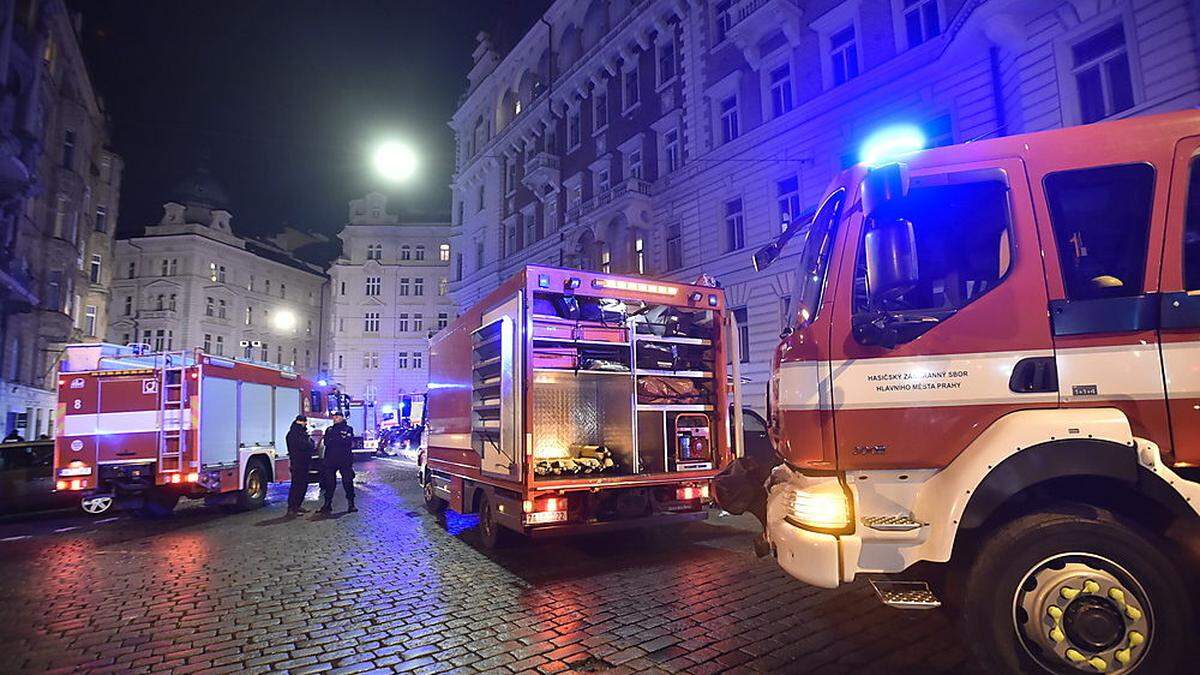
[[69, 0, 553, 241]]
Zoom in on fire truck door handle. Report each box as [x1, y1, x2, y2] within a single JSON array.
[[1008, 357, 1058, 394]]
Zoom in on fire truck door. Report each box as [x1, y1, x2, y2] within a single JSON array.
[[479, 293, 523, 480], [1158, 136, 1200, 464], [830, 159, 1057, 469]]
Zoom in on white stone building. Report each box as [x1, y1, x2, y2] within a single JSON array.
[[448, 0, 1200, 410], [326, 193, 455, 408], [107, 170, 329, 378]]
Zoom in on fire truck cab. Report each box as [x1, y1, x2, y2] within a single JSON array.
[[739, 111, 1200, 673], [54, 344, 326, 516]]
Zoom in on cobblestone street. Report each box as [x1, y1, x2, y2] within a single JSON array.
[[0, 460, 973, 674]]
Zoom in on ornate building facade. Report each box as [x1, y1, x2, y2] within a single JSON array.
[[108, 170, 329, 380], [1, 0, 122, 437], [448, 0, 1200, 410], [326, 193, 455, 408]]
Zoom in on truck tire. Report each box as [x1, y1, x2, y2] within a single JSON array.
[[961, 505, 1191, 674], [423, 475, 447, 514], [236, 459, 269, 511], [80, 493, 114, 515], [477, 492, 508, 549], [142, 489, 179, 517]]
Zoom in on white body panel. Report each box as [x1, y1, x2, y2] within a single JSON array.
[[200, 377, 238, 466]]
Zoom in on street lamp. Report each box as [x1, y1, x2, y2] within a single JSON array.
[[272, 309, 297, 332], [373, 141, 418, 183]]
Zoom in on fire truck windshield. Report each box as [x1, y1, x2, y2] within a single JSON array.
[[788, 188, 847, 328]]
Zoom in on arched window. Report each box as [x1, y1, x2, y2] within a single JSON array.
[[400, 245, 412, 261]]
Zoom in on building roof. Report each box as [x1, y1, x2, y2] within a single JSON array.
[[170, 165, 229, 209]]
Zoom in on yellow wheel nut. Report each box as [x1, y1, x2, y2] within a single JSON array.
[[1061, 586, 1081, 600], [1083, 580, 1100, 594], [1129, 631, 1145, 647], [1108, 588, 1126, 606], [1049, 627, 1065, 643], [1125, 605, 1143, 621], [1115, 648, 1132, 665], [1066, 648, 1086, 663], [1048, 605, 1064, 620], [1087, 656, 1108, 671]]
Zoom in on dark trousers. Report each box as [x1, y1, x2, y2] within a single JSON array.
[[287, 458, 310, 511], [322, 463, 355, 506]]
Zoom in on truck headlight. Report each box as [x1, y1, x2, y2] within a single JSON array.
[[783, 480, 853, 534]]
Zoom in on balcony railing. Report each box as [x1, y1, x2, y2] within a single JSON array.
[[525, 151, 559, 173], [566, 177, 653, 222], [730, 0, 800, 25]]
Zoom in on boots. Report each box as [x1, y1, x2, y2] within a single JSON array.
[[347, 501, 358, 513], [318, 503, 333, 514]]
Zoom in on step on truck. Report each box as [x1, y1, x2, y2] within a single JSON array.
[[422, 265, 742, 546], [719, 110, 1200, 673], [54, 344, 333, 515]]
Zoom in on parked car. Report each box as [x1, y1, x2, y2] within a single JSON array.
[[0, 440, 76, 514]]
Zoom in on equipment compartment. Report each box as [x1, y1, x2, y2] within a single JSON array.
[[531, 369, 634, 478]]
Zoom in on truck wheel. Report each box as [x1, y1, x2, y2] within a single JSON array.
[[477, 493, 508, 549], [236, 459, 269, 510], [423, 477, 447, 514], [142, 489, 179, 517], [962, 506, 1191, 674], [80, 494, 114, 515]]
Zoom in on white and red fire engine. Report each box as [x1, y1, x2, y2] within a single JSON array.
[[53, 344, 333, 516], [721, 110, 1200, 673]]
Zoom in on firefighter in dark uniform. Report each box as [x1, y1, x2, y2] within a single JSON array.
[[285, 415, 315, 515], [320, 412, 356, 513]]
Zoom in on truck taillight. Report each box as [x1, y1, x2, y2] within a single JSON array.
[[677, 485, 710, 501], [170, 474, 182, 484], [186, 472, 199, 483], [56, 479, 89, 491], [523, 495, 567, 525], [56, 480, 67, 491]]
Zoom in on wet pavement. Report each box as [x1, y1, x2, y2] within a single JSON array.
[[0, 459, 973, 674]]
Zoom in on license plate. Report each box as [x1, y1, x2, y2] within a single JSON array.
[[525, 511, 568, 525]]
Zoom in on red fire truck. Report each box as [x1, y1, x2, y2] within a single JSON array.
[[725, 110, 1200, 673], [421, 265, 742, 547], [53, 344, 331, 516]]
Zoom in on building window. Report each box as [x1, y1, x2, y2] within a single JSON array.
[[635, 236, 646, 274], [84, 306, 97, 337], [732, 307, 750, 363], [568, 109, 582, 150], [715, 1, 734, 43], [1070, 23, 1135, 124], [777, 176, 801, 231], [88, 254, 102, 284], [169, 259, 178, 275], [399, 313, 410, 331], [203, 334, 212, 352], [209, 263, 226, 283], [664, 128, 681, 172], [414, 313, 424, 332], [215, 335, 224, 355], [666, 224, 683, 271], [218, 299, 227, 319], [524, 212, 538, 245], [414, 278, 425, 296], [506, 225, 517, 256], [128, 262, 136, 279], [506, 161, 518, 195], [95, 206, 108, 233], [398, 352, 409, 369], [280, 283, 285, 299], [364, 312, 380, 333], [414, 352, 423, 369], [455, 252, 463, 280], [475, 240, 485, 271], [437, 312, 449, 330], [336, 354, 343, 369], [439, 243, 451, 262], [596, 168, 611, 194], [162, 259, 170, 276], [367, 243, 382, 260], [62, 129, 75, 170], [365, 276, 381, 296], [265, 279, 272, 295], [415, 245, 426, 261], [401, 245, 412, 261], [245, 306, 253, 325], [628, 149, 643, 180], [600, 245, 611, 274], [830, 26, 860, 86], [900, 0, 941, 48], [124, 295, 133, 316], [169, 294, 177, 311], [340, 281, 346, 296], [593, 90, 609, 132], [720, 96, 740, 143], [623, 65, 640, 111], [306, 319, 312, 335], [657, 29, 677, 85], [476, 184, 486, 212], [770, 64, 794, 116], [155, 294, 165, 311], [725, 198, 745, 251], [399, 278, 410, 296]]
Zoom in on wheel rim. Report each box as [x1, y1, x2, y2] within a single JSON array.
[[82, 495, 113, 514], [1013, 552, 1152, 673], [247, 469, 264, 499], [423, 482, 436, 504], [481, 502, 495, 538]]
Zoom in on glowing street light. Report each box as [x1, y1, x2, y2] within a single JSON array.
[[373, 141, 418, 183], [272, 309, 297, 332]]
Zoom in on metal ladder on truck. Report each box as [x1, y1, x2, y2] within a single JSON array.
[[157, 351, 190, 476]]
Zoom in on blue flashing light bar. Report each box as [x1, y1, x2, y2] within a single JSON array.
[[859, 125, 926, 167]]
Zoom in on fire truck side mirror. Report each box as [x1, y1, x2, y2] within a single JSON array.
[[752, 240, 782, 272], [861, 162, 910, 218]]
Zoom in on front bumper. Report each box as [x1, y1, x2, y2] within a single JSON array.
[[765, 477, 847, 588]]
